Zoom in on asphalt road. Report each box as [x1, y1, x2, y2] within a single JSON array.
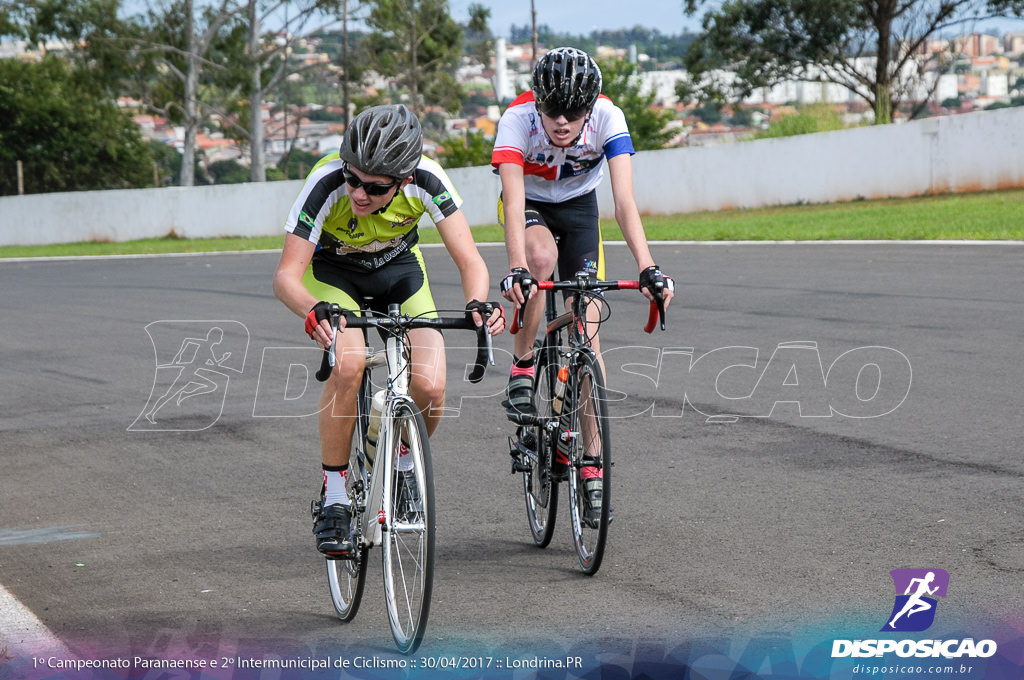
[[1, 242, 1022, 666]]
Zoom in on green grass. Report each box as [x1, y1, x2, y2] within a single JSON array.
[[2, 190, 1021, 259], [630, 190, 1024, 242]]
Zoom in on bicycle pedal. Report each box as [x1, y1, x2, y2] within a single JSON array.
[[511, 459, 531, 473], [507, 439, 530, 473]]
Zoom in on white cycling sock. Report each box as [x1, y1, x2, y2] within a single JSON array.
[[396, 442, 413, 472], [323, 466, 350, 506]]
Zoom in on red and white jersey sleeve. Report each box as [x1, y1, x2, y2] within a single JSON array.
[[491, 92, 636, 204]]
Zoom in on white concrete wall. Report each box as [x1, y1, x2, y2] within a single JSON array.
[[1, 106, 1022, 247]]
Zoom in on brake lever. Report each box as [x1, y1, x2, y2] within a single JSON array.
[[315, 304, 343, 382]]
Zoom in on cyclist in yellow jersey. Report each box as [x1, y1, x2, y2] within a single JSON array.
[[273, 104, 505, 558]]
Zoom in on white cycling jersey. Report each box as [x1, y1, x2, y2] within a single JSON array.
[[491, 91, 636, 204]]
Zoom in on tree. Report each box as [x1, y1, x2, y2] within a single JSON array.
[[596, 57, 675, 150], [336, 2, 373, 129], [364, 0, 464, 114], [465, 3, 493, 69], [128, 0, 247, 186], [682, 0, 1024, 124], [207, 158, 250, 183], [0, 57, 153, 195], [0, 0, 140, 93], [277, 148, 321, 178], [436, 129, 492, 167], [753, 104, 847, 138], [692, 101, 724, 124], [243, 0, 342, 183]]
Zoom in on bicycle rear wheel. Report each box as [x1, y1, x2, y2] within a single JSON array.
[[566, 350, 611, 575], [326, 545, 368, 620], [381, 401, 434, 654], [522, 347, 558, 547]]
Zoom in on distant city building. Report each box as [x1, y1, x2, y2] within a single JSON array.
[[953, 33, 1002, 57]]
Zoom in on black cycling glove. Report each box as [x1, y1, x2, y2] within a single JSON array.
[[639, 265, 675, 298], [466, 299, 506, 328], [501, 267, 535, 294], [305, 301, 332, 338]]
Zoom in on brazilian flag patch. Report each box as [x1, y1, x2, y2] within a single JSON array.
[[432, 192, 451, 206]]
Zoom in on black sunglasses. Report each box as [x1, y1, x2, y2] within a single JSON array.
[[539, 106, 589, 122], [342, 165, 399, 196]]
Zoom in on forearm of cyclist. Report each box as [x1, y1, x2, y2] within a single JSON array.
[[498, 163, 530, 271], [435, 210, 501, 332], [608, 155, 674, 308], [273, 233, 337, 344]]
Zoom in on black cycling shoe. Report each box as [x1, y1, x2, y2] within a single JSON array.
[[502, 373, 536, 419], [395, 470, 424, 521], [582, 476, 613, 528], [313, 503, 354, 559]]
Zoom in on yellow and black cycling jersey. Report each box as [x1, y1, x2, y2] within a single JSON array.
[[284, 152, 462, 271]]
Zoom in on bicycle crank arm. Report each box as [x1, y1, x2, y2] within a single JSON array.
[[508, 436, 534, 473]]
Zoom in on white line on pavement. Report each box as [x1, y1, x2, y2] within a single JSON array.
[[0, 583, 72, 658]]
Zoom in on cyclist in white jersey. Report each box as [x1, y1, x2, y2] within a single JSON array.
[[492, 47, 675, 512]]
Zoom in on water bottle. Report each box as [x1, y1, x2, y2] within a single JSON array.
[[551, 365, 569, 416], [554, 364, 573, 462], [365, 389, 386, 472]]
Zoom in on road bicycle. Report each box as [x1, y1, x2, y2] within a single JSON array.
[[310, 301, 496, 653], [506, 271, 666, 575]]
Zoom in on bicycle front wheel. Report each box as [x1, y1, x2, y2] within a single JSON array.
[[566, 351, 612, 575], [522, 347, 558, 546], [381, 401, 434, 654]]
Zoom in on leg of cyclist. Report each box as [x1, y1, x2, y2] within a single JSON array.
[[407, 327, 446, 436], [386, 247, 446, 515], [297, 262, 371, 558], [313, 323, 367, 557], [553, 194, 607, 518], [397, 327, 445, 516], [506, 213, 558, 416], [578, 302, 605, 516]]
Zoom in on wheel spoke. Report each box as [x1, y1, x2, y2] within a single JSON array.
[[522, 351, 558, 547], [381, 403, 434, 654], [324, 407, 369, 621], [566, 352, 611, 575]]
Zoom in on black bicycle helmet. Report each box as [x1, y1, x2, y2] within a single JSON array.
[[339, 104, 423, 178], [532, 47, 602, 117]]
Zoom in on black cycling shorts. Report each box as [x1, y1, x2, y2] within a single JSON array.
[[303, 245, 437, 319], [498, 189, 605, 282]]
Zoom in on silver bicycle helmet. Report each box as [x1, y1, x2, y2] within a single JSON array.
[[339, 104, 423, 178], [532, 47, 602, 117]]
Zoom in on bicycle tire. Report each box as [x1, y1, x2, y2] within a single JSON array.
[[381, 401, 434, 654], [325, 412, 370, 621], [565, 350, 612, 575], [326, 545, 368, 621], [522, 344, 558, 547]]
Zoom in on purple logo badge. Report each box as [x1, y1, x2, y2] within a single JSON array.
[[881, 568, 949, 632]]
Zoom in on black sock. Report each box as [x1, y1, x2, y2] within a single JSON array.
[[512, 353, 535, 369]]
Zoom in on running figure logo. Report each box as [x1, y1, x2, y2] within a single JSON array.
[[130, 321, 248, 431], [881, 568, 949, 632]]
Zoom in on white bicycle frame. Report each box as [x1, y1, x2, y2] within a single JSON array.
[[327, 325, 415, 548]]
